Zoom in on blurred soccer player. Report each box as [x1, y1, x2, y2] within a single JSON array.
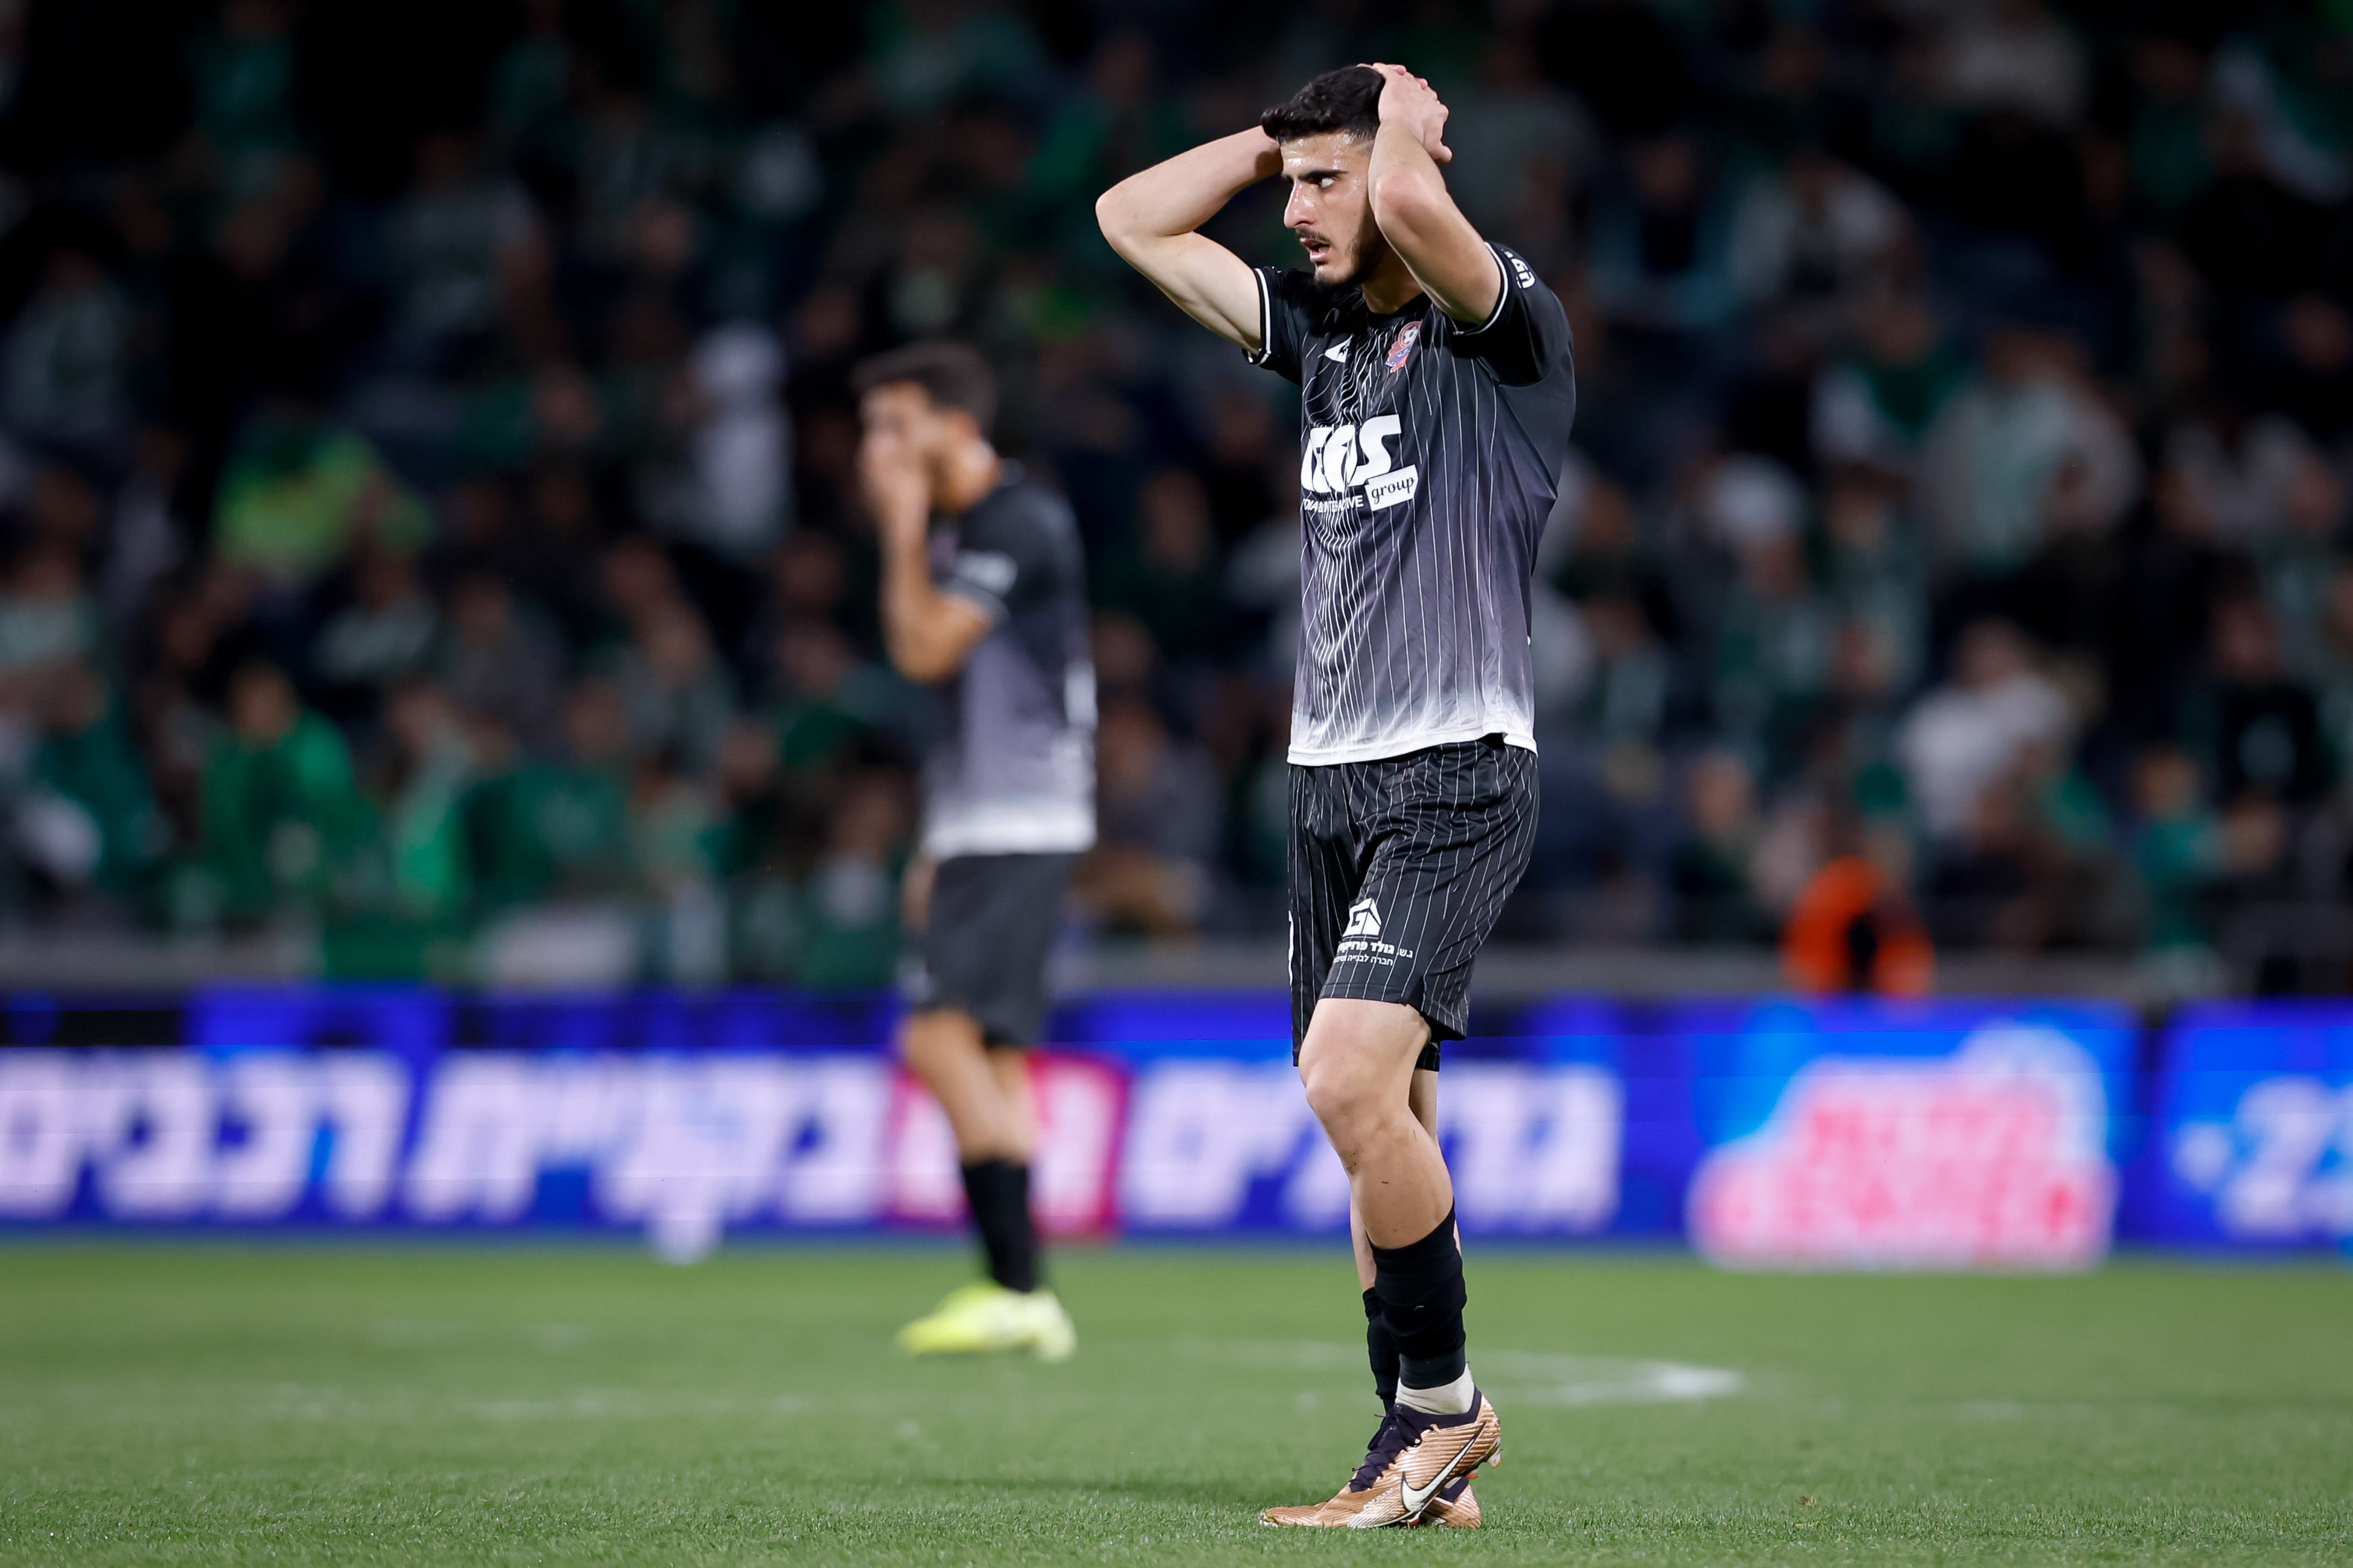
[[1098, 64, 1576, 1526], [854, 342, 1094, 1362]]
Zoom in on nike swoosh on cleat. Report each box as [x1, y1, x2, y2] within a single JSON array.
[[1399, 1429, 1482, 1520]]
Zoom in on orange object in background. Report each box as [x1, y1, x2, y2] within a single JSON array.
[[1782, 854, 1934, 995]]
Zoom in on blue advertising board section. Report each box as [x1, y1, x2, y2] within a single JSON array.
[[2141, 1002, 2353, 1248], [0, 987, 2345, 1261]]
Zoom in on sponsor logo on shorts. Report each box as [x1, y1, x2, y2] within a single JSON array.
[[1334, 896, 1413, 968]]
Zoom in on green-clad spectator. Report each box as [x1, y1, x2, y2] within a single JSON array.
[[0, 544, 100, 680], [453, 365, 607, 476], [767, 620, 903, 775], [1093, 469, 1227, 666], [714, 721, 807, 980], [473, 679, 638, 908], [632, 750, 724, 893], [187, 0, 299, 175], [376, 682, 477, 928], [633, 748, 728, 986], [321, 681, 476, 980], [486, 0, 575, 161], [214, 402, 430, 590], [2127, 34, 2212, 217], [30, 665, 161, 900], [1708, 494, 1837, 778], [796, 772, 911, 989], [202, 662, 369, 923], [2129, 745, 2221, 956], [1024, 37, 1192, 256], [605, 600, 736, 777], [1813, 293, 1967, 475]]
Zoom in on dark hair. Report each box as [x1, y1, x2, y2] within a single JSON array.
[[1259, 66, 1383, 144], [851, 341, 996, 434]]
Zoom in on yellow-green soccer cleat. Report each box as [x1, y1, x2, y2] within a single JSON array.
[[895, 1283, 1077, 1362]]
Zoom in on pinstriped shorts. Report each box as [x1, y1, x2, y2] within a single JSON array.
[[1287, 735, 1540, 1064]]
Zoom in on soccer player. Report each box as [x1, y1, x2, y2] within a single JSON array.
[[1097, 65, 1575, 1526], [854, 341, 1093, 1363]]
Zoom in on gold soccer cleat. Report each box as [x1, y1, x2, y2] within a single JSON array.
[[1261, 1397, 1499, 1528]]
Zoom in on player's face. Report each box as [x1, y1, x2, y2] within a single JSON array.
[[1280, 132, 1389, 291], [860, 383, 953, 475]]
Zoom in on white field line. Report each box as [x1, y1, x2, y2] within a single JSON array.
[[1183, 1340, 1745, 1406]]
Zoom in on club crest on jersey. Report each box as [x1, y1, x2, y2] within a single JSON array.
[[1384, 322, 1421, 372]]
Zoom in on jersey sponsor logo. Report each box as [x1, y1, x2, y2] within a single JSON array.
[[1324, 341, 1351, 362], [1385, 321, 1421, 372], [1363, 466, 1419, 511], [1506, 249, 1535, 290], [1343, 898, 1382, 938], [1299, 415, 1412, 510]]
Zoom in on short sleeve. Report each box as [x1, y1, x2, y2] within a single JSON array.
[[1244, 267, 1317, 384], [1450, 244, 1574, 390], [938, 489, 1068, 624]]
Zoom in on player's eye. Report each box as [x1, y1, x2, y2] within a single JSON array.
[[1316, 176, 1336, 189]]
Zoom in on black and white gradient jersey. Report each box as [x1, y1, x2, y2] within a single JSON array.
[[1248, 243, 1577, 764], [922, 466, 1097, 859]]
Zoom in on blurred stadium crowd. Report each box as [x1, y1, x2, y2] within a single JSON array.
[[0, 0, 2348, 988]]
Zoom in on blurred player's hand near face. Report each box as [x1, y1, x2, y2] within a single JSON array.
[[858, 386, 938, 549]]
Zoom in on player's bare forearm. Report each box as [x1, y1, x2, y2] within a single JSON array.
[[879, 536, 974, 684], [1366, 68, 1501, 325], [1095, 129, 1279, 349]]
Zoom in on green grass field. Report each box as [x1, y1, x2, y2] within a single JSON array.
[[2, 1246, 2349, 1565]]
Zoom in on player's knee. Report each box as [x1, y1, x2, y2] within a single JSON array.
[[1300, 1057, 1383, 1150]]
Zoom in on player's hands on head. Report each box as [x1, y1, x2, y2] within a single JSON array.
[[1364, 62, 1451, 165], [858, 427, 932, 550]]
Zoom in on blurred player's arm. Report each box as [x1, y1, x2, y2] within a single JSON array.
[[862, 430, 993, 684], [1363, 63, 1502, 328], [1095, 130, 1281, 351]]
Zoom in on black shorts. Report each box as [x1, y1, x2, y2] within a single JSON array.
[[902, 852, 1077, 1047], [1289, 736, 1539, 1067]]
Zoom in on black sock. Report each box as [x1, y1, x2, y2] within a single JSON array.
[[1369, 1208, 1466, 1389], [1363, 1286, 1399, 1406], [959, 1159, 1039, 1293]]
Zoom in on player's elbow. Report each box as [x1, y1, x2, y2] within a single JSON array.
[[1094, 188, 1141, 256], [888, 635, 960, 686]]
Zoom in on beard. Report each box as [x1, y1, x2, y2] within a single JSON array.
[[1305, 225, 1392, 293]]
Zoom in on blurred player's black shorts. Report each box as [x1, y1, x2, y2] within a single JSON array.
[[1288, 735, 1539, 1067], [903, 852, 1079, 1047]]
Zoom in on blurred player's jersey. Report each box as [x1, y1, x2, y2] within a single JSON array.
[[922, 466, 1097, 859], [1248, 243, 1576, 765]]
